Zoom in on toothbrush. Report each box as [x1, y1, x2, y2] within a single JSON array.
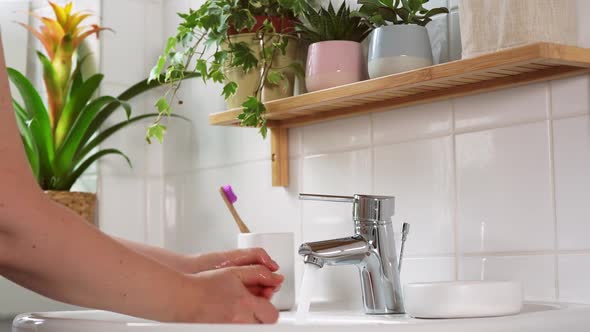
[[398, 222, 410, 272], [219, 185, 251, 233]]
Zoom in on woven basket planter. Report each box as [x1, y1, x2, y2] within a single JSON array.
[[45, 191, 97, 225]]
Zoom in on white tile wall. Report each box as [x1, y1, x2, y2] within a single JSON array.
[[0, 1, 29, 73], [461, 255, 557, 301], [454, 83, 548, 131], [401, 257, 456, 285], [455, 122, 554, 253], [372, 100, 453, 144], [97, 0, 166, 246], [558, 254, 590, 303], [374, 137, 454, 256], [90, 0, 590, 311], [551, 76, 590, 118], [303, 116, 371, 155], [553, 115, 590, 250]]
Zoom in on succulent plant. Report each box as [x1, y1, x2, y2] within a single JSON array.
[[358, 0, 449, 27], [296, 2, 373, 44]]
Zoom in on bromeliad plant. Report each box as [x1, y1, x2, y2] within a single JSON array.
[[149, 0, 306, 139], [296, 2, 373, 44], [9, 2, 194, 191], [357, 0, 449, 27]]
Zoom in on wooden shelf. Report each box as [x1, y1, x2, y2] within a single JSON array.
[[208, 43, 590, 187]]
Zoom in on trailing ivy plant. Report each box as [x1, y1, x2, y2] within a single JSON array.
[[297, 1, 373, 44], [357, 0, 449, 27], [149, 0, 306, 139]]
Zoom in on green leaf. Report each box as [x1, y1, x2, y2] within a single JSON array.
[[209, 66, 225, 83], [7, 68, 55, 180], [266, 70, 284, 85], [259, 122, 268, 139], [146, 123, 167, 144], [55, 74, 104, 149], [408, 0, 423, 11], [285, 62, 304, 79], [13, 100, 39, 181], [196, 59, 208, 80], [164, 36, 177, 54], [222, 81, 238, 99], [70, 53, 93, 96], [60, 149, 132, 190], [77, 113, 189, 161], [149, 56, 166, 83], [78, 72, 200, 156], [229, 41, 259, 72], [238, 96, 268, 138], [423, 7, 449, 17], [155, 97, 171, 115], [54, 96, 130, 177], [297, 1, 372, 43]]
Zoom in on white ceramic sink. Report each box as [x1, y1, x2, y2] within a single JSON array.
[[13, 302, 590, 332]]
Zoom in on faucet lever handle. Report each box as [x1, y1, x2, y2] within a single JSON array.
[[299, 193, 355, 203]]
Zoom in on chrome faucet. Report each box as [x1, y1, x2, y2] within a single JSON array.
[[298, 193, 409, 315]]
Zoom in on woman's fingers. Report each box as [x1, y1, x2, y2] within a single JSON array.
[[250, 295, 279, 324], [228, 248, 280, 271], [231, 265, 284, 288], [261, 287, 276, 300], [247, 286, 277, 300]]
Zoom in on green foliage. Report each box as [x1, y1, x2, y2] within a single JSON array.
[[8, 67, 197, 191], [357, 0, 449, 27], [149, 0, 307, 140], [237, 97, 267, 138], [296, 2, 373, 44]]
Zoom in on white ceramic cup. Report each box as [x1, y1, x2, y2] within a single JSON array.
[[237, 232, 295, 311]]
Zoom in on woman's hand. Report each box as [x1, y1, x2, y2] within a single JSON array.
[[178, 265, 283, 324], [184, 248, 280, 274]]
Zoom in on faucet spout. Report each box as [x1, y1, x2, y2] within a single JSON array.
[[298, 235, 370, 267]]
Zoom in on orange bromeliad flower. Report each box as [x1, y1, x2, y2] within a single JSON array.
[[20, 2, 108, 138]]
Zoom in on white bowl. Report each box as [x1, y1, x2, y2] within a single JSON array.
[[404, 281, 523, 319]]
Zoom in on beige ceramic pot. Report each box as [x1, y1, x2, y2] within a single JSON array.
[[261, 34, 299, 103], [223, 33, 300, 108], [45, 191, 97, 225], [223, 33, 261, 109]]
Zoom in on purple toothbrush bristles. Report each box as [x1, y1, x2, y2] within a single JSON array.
[[222, 185, 238, 204]]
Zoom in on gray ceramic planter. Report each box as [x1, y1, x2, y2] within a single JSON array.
[[368, 25, 433, 79]]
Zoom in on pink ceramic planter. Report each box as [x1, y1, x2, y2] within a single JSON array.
[[305, 40, 365, 92]]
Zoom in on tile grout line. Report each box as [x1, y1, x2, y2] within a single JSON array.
[[468, 249, 590, 256], [167, 113, 590, 176], [547, 81, 561, 301], [301, 116, 557, 160], [453, 117, 549, 136], [450, 97, 461, 281], [142, 0, 152, 245], [369, 114, 375, 195], [299, 128, 305, 244]]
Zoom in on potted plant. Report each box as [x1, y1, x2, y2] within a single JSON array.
[[358, 0, 449, 78], [9, 2, 194, 224], [297, 2, 373, 92], [150, 0, 306, 139]]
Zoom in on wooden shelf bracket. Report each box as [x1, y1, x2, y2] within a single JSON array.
[[270, 127, 289, 187]]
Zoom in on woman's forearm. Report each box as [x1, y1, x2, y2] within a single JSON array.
[[115, 237, 190, 271], [0, 195, 189, 321]]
